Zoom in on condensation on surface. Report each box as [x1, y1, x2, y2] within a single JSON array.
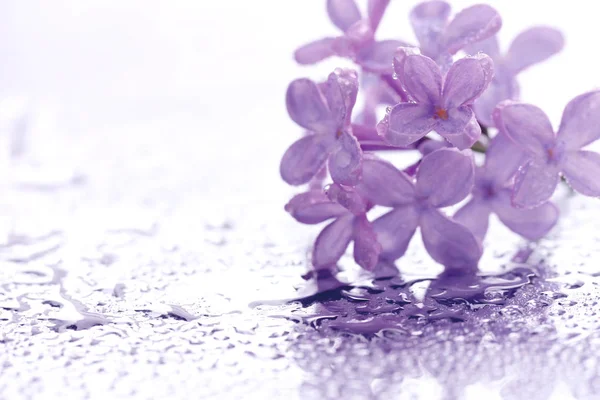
[[1, 116, 600, 400]]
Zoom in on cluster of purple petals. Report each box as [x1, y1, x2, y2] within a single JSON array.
[[282, 0, 599, 275]]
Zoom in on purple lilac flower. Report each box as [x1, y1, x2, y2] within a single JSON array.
[[494, 90, 600, 208], [281, 69, 364, 186], [285, 185, 381, 271], [358, 148, 482, 271], [410, 1, 501, 69], [377, 48, 493, 149], [465, 27, 564, 127], [294, 0, 405, 74], [454, 133, 559, 241]]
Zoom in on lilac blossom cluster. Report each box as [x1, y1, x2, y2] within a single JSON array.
[[282, 0, 600, 274]]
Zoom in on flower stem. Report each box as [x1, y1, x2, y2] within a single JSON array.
[[471, 141, 487, 153]]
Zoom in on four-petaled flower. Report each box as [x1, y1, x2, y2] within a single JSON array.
[[281, 69, 363, 186], [378, 49, 493, 149], [358, 148, 482, 271], [494, 91, 600, 208], [409, 0, 501, 69], [454, 133, 559, 241], [465, 27, 564, 127], [281, 1, 594, 275], [285, 184, 381, 271], [294, 0, 406, 74]]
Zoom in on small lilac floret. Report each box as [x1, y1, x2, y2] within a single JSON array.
[[454, 133, 559, 240], [494, 90, 600, 208], [466, 27, 564, 126], [281, 69, 364, 186], [294, 0, 406, 74], [285, 185, 381, 271], [377, 49, 493, 149], [358, 148, 482, 271], [410, 1, 502, 69]]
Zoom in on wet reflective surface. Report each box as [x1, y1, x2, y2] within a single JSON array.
[[1, 117, 600, 400]]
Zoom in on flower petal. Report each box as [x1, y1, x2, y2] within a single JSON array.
[[557, 90, 600, 150], [353, 216, 382, 270], [280, 134, 335, 185], [442, 54, 494, 108], [286, 79, 333, 133], [324, 73, 346, 130], [420, 208, 482, 270], [493, 102, 555, 158], [392, 46, 420, 77], [325, 69, 359, 128], [483, 132, 528, 185], [562, 150, 600, 197], [312, 214, 355, 269], [379, 103, 436, 146], [505, 27, 564, 74], [368, 0, 391, 32], [409, 1, 451, 58], [326, 183, 367, 215], [294, 38, 336, 65], [356, 40, 407, 74], [441, 4, 502, 55], [401, 53, 443, 104], [442, 114, 481, 150], [327, 0, 362, 32], [358, 157, 416, 206], [512, 159, 560, 208], [285, 191, 347, 224], [416, 148, 475, 207], [453, 198, 492, 241], [492, 190, 558, 240], [328, 131, 363, 186], [435, 106, 475, 141], [373, 205, 420, 261]]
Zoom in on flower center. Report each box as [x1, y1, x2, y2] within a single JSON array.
[[434, 108, 448, 121], [336, 130, 343, 139], [482, 184, 496, 200], [546, 141, 565, 165]]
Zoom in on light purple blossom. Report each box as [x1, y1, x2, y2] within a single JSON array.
[[494, 90, 600, 208], [377, 49, 494, 149], [454, 133, 559, 241], [281, 1, 595, 276], [281, 69, 363, 186], [358, 148, 482, 271], [294, 0, 406, 74], [285, 185, 381, 271], [410, 1, 502, 68], [465, 27, 564, 127]]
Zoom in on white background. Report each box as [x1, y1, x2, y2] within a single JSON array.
[[0, 0, 597, 192]]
